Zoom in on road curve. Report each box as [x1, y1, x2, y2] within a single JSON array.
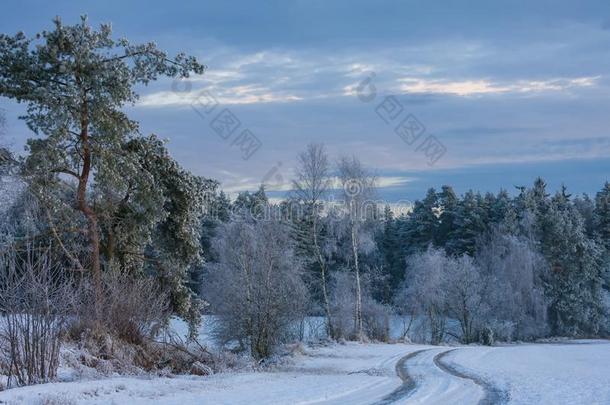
[[433, 349, 509, 405], [397, 348, 484, 404], [373, 349, 429, 404]]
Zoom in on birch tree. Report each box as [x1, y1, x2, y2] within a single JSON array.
[[290, 143, 335, 336], [337, 155, 377, 340]]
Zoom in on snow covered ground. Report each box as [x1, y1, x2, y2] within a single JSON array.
[[0, 340, 608, 404], [444, 340, 610, 405], [0, 342, 428, 405]]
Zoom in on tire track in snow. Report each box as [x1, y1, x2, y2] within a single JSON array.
[[375, 347, 493, 404], [433, 349, 509, 405], [373, 349, 429, 404]]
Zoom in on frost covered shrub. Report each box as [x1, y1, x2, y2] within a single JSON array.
[[362, 300, 392, 342], [330, 271, 392, 341], [329, 271, 360, 340], [74, 271, 171, 345], [476, 228, 549, 340], [0, 248, 74, 387], [397, 248, 448, 344], [204, 220, 309, 360], [443, 255, 488, 344]]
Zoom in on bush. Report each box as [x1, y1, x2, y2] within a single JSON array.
[[0, 248, 74, 387], [204, 220, 309, 360], [362, 300, 392, 342], [73, 270, 171, 345], [329, 272, 357, 340], [330, 271, 392, 341]]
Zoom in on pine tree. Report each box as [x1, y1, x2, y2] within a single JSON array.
[[0, 17, 204, 318], [446, 190, 486, 256], [573, 193, 595, 238], [215, 191, 232, 223], [405, 188, 439, 254], [542, 192, 605, 335], [593, 182, 610, 301], [437, 185, 458, 248], [377, 205, 403, 301], [490, 189, 512, 225], [232, 186, 269, 220], [594, 182, 610, 251]]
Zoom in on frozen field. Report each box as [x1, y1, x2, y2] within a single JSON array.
[[444, 340, 610, 405], [0, 340, 608, 404]]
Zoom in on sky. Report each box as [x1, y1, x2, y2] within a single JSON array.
[[1, 0, 610, 202]]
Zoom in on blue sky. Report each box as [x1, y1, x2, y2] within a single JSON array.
[[1, 0, 610, 202]]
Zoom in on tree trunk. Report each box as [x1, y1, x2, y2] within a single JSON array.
[[351, 220, 364, 341], [76, 95, 102, 318], [313, 217, 334, 338]]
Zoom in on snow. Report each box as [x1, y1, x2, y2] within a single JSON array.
[[1, 340, 609, 404], [445, 340, 610, 405], [0, 342, 427, 405], [403, 348, 483, 404]]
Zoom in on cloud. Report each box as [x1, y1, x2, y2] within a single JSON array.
[[138, 87, 303, 107], [136, 30, 606, 108], [397, 76, 600, 96], [218, 174, 415, 198]]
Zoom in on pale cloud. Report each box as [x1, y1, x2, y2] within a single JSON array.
[[397, 76, 600, 96], [219, 174, 415, 198], [323, 176, 415, 190], [137, 40, 602, 108], [399, 78, 510, 96], [375, 176, 415, 188], [138, 87, 302, 107]]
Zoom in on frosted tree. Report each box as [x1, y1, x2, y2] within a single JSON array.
[[290, 143, 335, 336], [476, 227, 549, 340], [232, 186, 269, 220], [542, 191, 605, 335], [398, 247, 448, 344], [204, 220, 309, 359], [436, 185, 458, 247], [573, 193, 596, 238], [594, 183, 610, 309], [377, 205, 404, 301], [405, 188, 439, 253], [0, 17, 205, 318], [443, 254, 486, 343], [337, 155, 377, 340], [489, 189, 512, 225], [446, 190, 487, 256], [595, 182, 610, 251]]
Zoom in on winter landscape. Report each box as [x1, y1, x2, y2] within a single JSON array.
[[1, 1, 610, 404]]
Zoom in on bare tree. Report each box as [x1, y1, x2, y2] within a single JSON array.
[[291, 143, 335, 337], [476, 228, 549, 340], [331, 271, 392, 342], [0, 247, 75, 387], [337, 156, 377, 341], [399, 247, 448, 344], [443, 254, 487, 343], [204, 220, 309, 359]]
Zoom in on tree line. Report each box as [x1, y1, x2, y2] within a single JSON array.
[[199, 145, 610, 355]]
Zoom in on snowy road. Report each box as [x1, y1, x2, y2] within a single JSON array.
[[1, 341, 609, 404], [386, 348, 485, 405]]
